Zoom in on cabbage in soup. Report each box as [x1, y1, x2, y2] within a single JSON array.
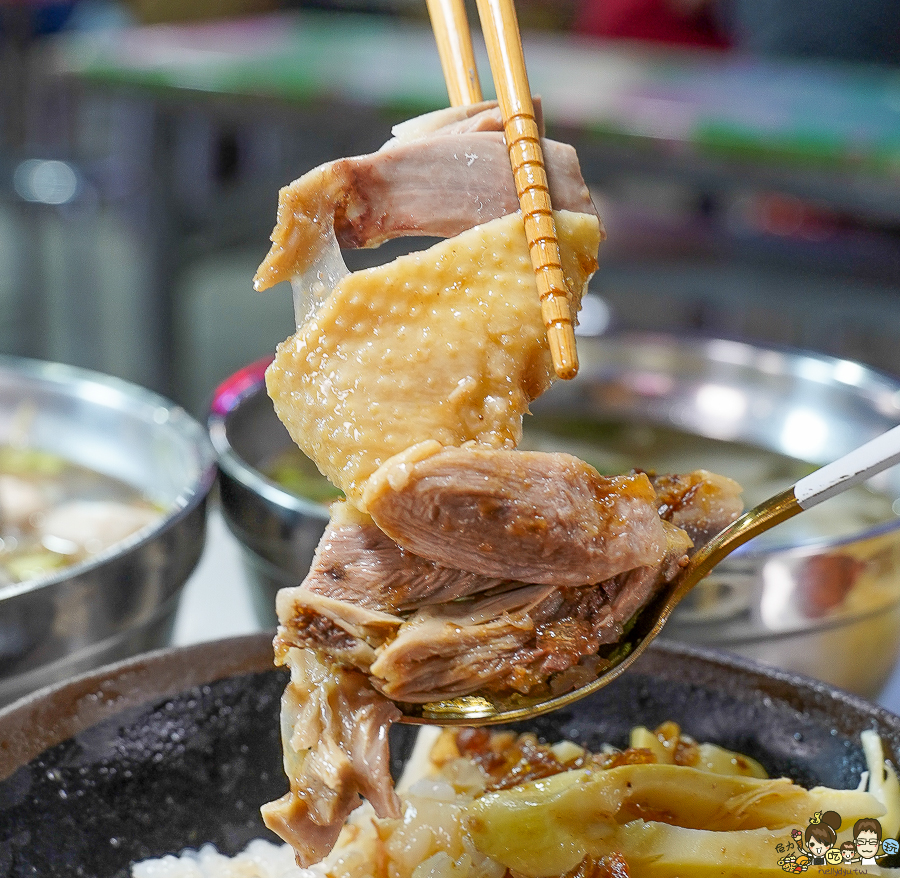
[[0, 446, 161, 585]]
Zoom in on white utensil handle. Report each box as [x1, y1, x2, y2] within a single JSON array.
[[794, 423, 900, 510]]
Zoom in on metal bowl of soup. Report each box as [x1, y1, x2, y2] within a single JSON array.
[[209, 333, 900, 697], [0, 356, 217, 706]]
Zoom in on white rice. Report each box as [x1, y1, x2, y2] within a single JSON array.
[[131, 839, 305, 878]]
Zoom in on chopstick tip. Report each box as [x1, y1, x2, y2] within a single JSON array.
[[548, 324, 579, 380]]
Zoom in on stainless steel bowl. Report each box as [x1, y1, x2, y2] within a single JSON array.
[[209, 358, 328, 627], [210, 334, 900, 696], [0, 356, 217, 706]]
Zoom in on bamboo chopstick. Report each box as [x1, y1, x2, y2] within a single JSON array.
[[474, 0, 579, 380], [426, 0, 483, 106]]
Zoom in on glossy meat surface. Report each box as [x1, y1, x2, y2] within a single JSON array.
[[365, 446, 669, 587], [266, 210, 602, 508]]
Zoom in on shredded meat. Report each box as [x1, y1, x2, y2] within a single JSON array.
[[255, 100, 743, 867], [365, 522, 693, 702], [274, 515, 698, 703]]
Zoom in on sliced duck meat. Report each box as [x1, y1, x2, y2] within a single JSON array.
[[254, 101, 598, 290], [368, 523, 692, 703], [364, 445, 669, 588], [260, 473, 739, 864], [297, 500, 506, 612], [263, 465, 740, 863], [255, 98, 746, 868], [274, 468, 743, 700]]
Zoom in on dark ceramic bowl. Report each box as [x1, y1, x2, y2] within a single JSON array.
[[1, 635, 899, 876]]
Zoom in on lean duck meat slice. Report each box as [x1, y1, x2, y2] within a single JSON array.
[[271, 523, 693, 704], [253, 100, 598, 291], [273, 469, 740, 704], [287, 500, 507, 613], [368, 523, 692, 702], [290, 469, 742, 618], [363, 445, 670, 588]]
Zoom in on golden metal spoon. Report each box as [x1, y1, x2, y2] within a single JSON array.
[[397, 423, 900, 725]]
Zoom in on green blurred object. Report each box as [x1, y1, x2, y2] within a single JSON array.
[[0, 446, 67, 477], [262, 446, 343, 504], [123, 0, 279, 25]]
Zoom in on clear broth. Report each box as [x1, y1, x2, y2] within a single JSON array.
[[0, 446, 161, 585]]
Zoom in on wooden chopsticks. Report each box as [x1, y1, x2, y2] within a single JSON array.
[[426, 0, 483, 105], [427, 0, 579, 380]]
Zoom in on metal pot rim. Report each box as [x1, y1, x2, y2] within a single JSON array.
[[210, 331, 900, 552], [208, 356, 329, 521], [0, 355, 218, 601], [2, 631, 897, 781]]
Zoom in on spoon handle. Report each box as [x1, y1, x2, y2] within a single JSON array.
[[794, 423, 900, 510], [687, 423, 900, 583]]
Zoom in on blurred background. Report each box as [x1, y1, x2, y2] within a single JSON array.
[[1, 0, 899, 416]]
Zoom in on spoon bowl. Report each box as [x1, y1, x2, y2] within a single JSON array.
[[398, 423, 900, 725]]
